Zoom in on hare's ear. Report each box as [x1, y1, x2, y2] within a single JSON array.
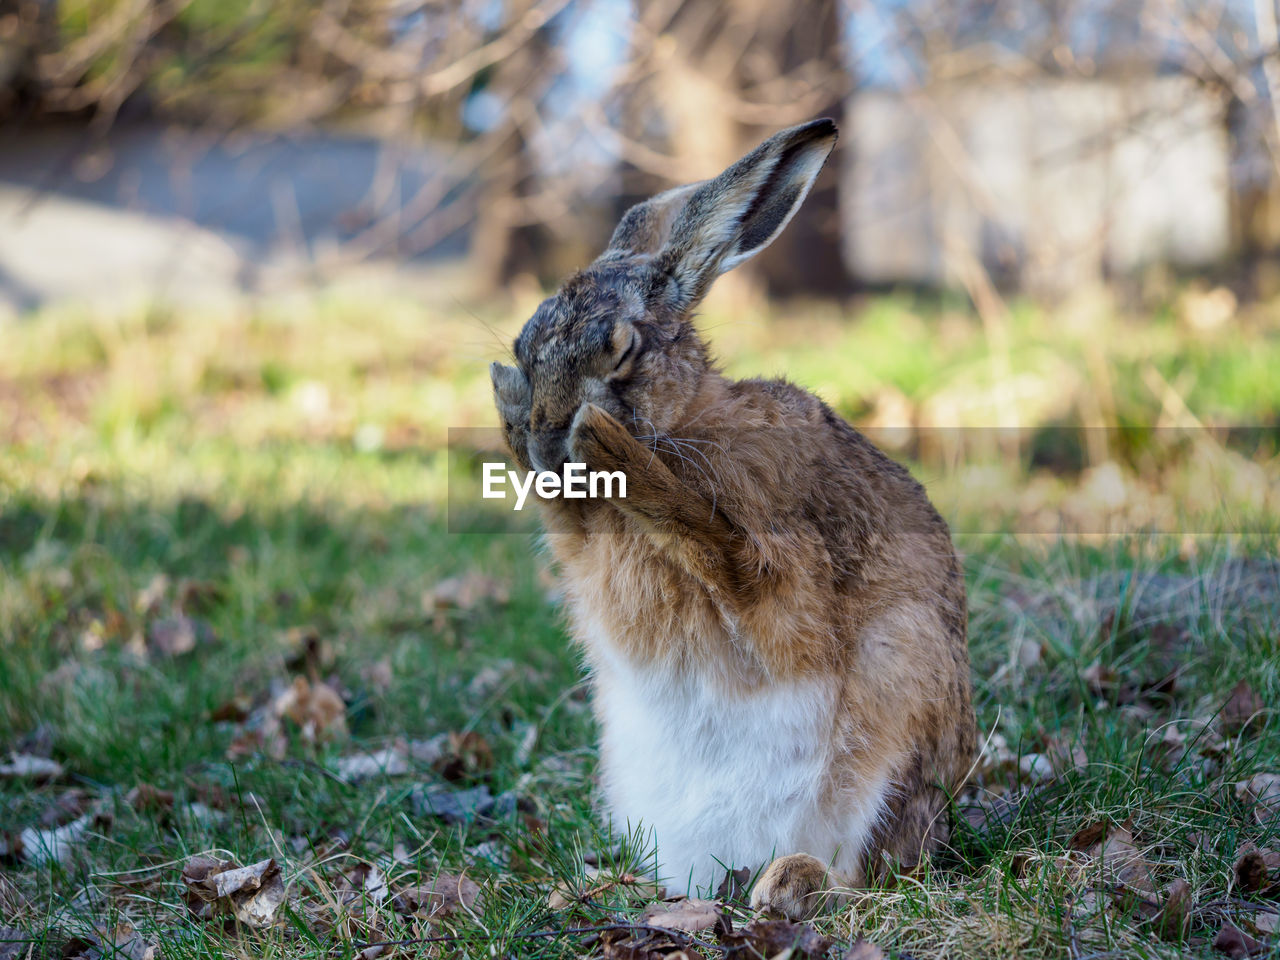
[[655, 118, 837, 308], [601, 182, 703, 259]]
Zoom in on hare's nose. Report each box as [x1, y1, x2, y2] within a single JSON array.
[[530, 427, 569, 473]]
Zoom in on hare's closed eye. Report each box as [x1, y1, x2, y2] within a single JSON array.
[[608, 324, 641, 378]]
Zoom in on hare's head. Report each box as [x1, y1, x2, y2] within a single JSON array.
[[494, 118, 837, 472]]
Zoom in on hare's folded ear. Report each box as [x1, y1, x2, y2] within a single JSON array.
[[653, 118, 837, 308]]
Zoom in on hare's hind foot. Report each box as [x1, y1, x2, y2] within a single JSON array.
[[749, 854, 850, 920]]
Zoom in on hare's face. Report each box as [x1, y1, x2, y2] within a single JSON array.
[[513, 261, 708, 472], [500, 118, 840, 472]]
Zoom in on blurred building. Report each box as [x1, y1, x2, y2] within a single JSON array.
[[844, 76, 1233, 294]]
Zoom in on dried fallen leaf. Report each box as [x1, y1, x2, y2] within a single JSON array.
[[1213, 923, 1266, 958], [361, 657, 394, 694], [1236, 848, 1270, 892], [1083, 661, 1124, 699], [181, 855, 288, 927], [62, 923, 158, 960], [410, 783, 517, 824], [273, 677, 347, 743], [715, 866, 752, 905], [210, 694, 252, 724], [38, 789, 93, 828], [147, 616, 212, 657], [126, 784, 175, 813], [432, 731, 494, 782], [597, 926, 686, 960], [333, 747, 410, 784], [1070, 818, 1156, 896], [721, 919, 831, 959], [466, 660, 517, 699], [3, 805, 112, 866], [639, 898, 728, 935], [0, 926, 28, 960], [1222, 681, 1265, 736], [1236, 774, 1280, 824], [0, 754, 63, 781], [1043, 737, 1089, 776], [426, 573, 509, 612], [1146, 878, 1191, 940], [392, 872, 480, 918], [1018, 753, 1054, 782], [134, 573, 170, 615], [976, 733, 1018, 781], [338, 863, 389, 912], [844, 937, 888, 960]]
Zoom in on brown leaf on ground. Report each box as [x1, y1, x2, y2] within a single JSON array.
[[210, 694, 252, 724], [176, 578, 224, 614], [333, 746, 410, 784], [431, 732, 494, 783], [1236, 774, 1280, 824], [1236, 848, 1270, 892], [596, 926, 692, 960], [844, 937, 888, 960], [3, 804, 112, 867], [280, 626, 337, 679], [38, 789, 93, 828], [126, 784, 175, 813], [1142, 878, 1191, 940], [337, 863, 389, 911], [147, 615, 213, 657], [639, 899, 728, 935], [1070, 818, 1156, 896], [1222, 681, 1266, 736], [1044, 737, 1089, 776], [721, 919, 831, 959], [134, 573, 170, 615], [1254, 911, 1279, 935], [274, 677, 347, 742], [1213, 923, 1266, 958], [975, 732, 1018, 781], [0, 753, 63, 781], [361, 657, 394, 694], [63, 923, 158, 960], [1234, 842, 1280, 892], [181, 855, 288, 927], [959, 789, 1028, 835], [392, 872, 481, 918], [0, 926, 29, 960], [714, 866, 752, 905], [426, 573, 510, 613], [1083, 661, 1131, 701]]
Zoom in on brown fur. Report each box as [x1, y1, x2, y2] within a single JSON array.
[[491, 119, 976, 900]]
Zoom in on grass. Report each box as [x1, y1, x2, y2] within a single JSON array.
[[1, 284, 1279, 958]]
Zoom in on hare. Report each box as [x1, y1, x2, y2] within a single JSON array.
[[490, 119, 975, 916]]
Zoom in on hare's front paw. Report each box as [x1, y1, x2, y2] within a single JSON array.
[[749, 854, 847, 920], [569, 403, 631, 473]]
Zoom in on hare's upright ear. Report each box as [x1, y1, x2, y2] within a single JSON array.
[[599, 119, 837, 310], [656, 118, 837, 308]]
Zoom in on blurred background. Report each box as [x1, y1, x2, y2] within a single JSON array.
[[1, 0, 1278, 534]]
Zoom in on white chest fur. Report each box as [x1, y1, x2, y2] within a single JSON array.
[[586, 635, 885, 893]]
